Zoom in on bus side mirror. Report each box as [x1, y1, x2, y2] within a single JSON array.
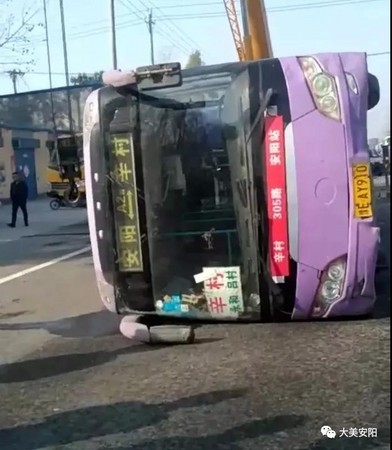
[[135, 62, 182, 91]]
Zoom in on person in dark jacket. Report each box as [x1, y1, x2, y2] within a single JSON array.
[[7, 172, 29, 228]]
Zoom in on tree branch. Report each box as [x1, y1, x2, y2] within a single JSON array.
[[0, 8, 38, 49]]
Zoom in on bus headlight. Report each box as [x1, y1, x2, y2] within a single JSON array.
[[298, 56, 341, 121], [312, 74, 333, 97], [312, 256, 347, 317], [320, 280, 341, 302], [319, 95, 338, 115], [327, 261, 345, 282]]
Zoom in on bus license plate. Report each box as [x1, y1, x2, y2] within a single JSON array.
[[352, 163, 373, 219]]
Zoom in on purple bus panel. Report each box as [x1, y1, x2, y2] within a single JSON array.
[[279, 52, 380, 319]]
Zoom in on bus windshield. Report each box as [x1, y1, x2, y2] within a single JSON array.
[[131, 66, 261, 317]]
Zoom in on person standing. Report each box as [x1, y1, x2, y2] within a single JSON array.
[[7, 172, 29, 228]]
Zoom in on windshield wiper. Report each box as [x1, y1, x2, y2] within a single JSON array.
[[246, 88, 273, 145]]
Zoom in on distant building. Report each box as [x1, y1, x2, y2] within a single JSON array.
[[0, 124, 54, 201], [0, 84, 100, 201], [0, 83, 100, 132]]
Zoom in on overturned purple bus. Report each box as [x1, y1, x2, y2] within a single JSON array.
[[83, 52, 380, 323]]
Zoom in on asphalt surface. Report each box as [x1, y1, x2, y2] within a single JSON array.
[[0, 201, 390, 450]]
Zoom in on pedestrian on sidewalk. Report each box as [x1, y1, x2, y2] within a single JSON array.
[[7, 171, 29, 228]]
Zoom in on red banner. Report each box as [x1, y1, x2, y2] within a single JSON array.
[[264, 115, 290, 277]]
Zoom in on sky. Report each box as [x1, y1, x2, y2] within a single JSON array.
[[0, 0, 390, 139]]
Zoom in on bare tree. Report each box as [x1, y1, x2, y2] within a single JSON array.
[[70, 72, 103, 85], [0, 0, 42, 70]]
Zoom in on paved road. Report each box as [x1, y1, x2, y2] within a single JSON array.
[[0, 198, 87, 243], [373, 175, 390, 188], [0, 203, 390, 449]]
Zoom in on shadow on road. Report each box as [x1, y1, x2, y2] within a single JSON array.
[[111, 415, 306, 450], [0, 309, 221, 383], [0, 310, 148, 383], [0, 310, 121, 338], [0, 335, 222, 384], [0, 388, 306, 450], [0, 310, 32, 320], [0, 344, 158, 384]]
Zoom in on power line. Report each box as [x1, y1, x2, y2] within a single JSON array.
[[118, 0, 193, 56], [24, 0, 386, 48], [25, 18, 144, 46], [137, 0, 386, 21], [131, 0, 198, 55], [368, 51, 390, 57], [135, 0, 207, 55], [262, 0, 385, 12], [3, 0, 388, 76], [61, 0, 388, 29]]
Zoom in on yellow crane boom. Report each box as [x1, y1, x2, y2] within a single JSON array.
[[223, 0, 273, 61], [223, 0, 246, 61]]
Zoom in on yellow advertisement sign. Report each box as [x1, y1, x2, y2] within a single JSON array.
[[110, 134, 144, 272]]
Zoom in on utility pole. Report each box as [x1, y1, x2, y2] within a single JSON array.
[[146, 9, 155, 65], [110, 0, 118, 69], [43, 0, 56, 131], [43, 0, 53, 90], [7, 70, 24, 94], [59, 0, 73, 133], [9, 70, 18, 93]]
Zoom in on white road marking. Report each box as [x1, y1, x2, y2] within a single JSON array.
[[0, 245, 91, 286]]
